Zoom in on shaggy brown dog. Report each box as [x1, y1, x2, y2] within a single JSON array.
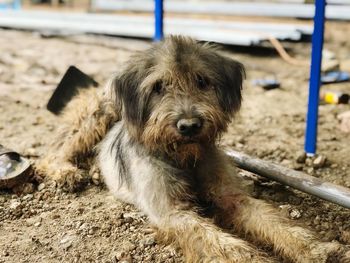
[[36, 36, 350, 262]]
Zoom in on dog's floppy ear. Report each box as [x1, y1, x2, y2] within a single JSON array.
[[214, 56, 245, 114], [111, 59, 153, 129]]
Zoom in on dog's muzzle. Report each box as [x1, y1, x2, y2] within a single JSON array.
[[176, 117, 202, 137]]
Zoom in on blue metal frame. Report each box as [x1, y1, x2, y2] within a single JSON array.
[[0, 0, 21, 10], [13, 0, 21, 9], [304, 0, 326, 155], [154, 0, 164, 41]]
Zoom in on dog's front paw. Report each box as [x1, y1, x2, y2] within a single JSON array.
[[34, 158, 89, 192], [326, 246, 350, 263], [310, 242, 350, 263], [58, 166, 89, 192]]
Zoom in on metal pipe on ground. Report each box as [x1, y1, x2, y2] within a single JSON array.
[[225, 149, 350, 209]]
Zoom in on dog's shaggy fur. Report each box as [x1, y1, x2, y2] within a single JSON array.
[[36, 36, 350, 262]]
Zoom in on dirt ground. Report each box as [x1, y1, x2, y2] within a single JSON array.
[[0, 21, 350, 263]]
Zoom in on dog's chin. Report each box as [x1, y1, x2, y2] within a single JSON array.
[[166, 140, 203, 168]]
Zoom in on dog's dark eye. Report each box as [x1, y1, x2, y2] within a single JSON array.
[[153, 81, 163, 94], [196, 75, 209, 90]]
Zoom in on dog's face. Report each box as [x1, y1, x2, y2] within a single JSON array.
[[113, 36, 245, 165]]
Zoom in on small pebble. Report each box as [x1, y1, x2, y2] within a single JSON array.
[[290, 209, 302, 219], [122, 212, 141, 223], [292, 163, 304, 171], [313, 155, 327, 169], [141, 236, 156, 246], [59, 235, 75, 250], [26, 148, 38, 157], [305, 157, 313, 167], [143, 228, 154, 234], [9, 200, 21, 210], [37, 183, 46, 191], [115, 250, 126, 261], [296, 152, 307, 164], [92, 173, 100, 185], [121, 241, 136, 252], [79, 223, 89, 230], [306, 167, 314, 174], [119, 254, 133, 263], [22, 194, 34, 201]]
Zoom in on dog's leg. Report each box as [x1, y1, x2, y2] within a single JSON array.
[[157, 209, 276, 263], [206, 158, 349, 263], [216, 193, 349, 262], [35, 88, 119, 191], [55, 88, 119, 161]]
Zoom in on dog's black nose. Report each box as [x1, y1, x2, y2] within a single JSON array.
[[176, 118, 202, 136]]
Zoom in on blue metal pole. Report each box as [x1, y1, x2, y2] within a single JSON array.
[[154, 0, 164, 41], [13, 0, 21, 10], [304, 0, 326, 156]]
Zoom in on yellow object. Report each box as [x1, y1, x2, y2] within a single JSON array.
[[320, 91, 350, 104], [324, 92, 340, 104]]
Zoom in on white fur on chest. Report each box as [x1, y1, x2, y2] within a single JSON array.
[[98, 122, 175, 224]]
